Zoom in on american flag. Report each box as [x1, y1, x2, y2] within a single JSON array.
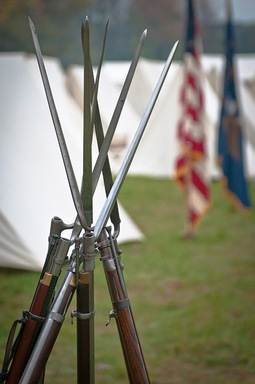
[[175, 0, 211, 236]]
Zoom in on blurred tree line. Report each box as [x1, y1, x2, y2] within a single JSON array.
[[0, 0, 254, 67]]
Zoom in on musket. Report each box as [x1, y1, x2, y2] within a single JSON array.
[[19, 252, 77, 384], [0, 217, 71, 384], [72, 17, 107, 384], [94, 40, 179, 384], [74, 38, 178, 384], [97, 229, 150, 383], [17, 18, 96, 384], [72, 21, 148, 383], [71, 19, 148, 384], [6, 238, 70, 384], [72, 233, 95, 384], [85, 32, 150, 382], [15, 219, 79, 384]]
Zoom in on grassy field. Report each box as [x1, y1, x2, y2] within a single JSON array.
[[0, 177, 255, 383]]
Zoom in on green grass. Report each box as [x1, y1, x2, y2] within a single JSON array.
[[0, 177, 255, 383]]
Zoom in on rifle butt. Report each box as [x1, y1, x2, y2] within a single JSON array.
[[107, 269, 150, 384], [19, 274, 76, 384], [99, 231, 150, 383], [6, 273, 52, 384]]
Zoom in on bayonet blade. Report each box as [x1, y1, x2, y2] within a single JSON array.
[[91, 20, 109, 136], [81, 17, 93, 226], [28, 17, 89, 231], [73, 22, 141, 237], [94, 40, 179, 239], [90, 21, 121, 235], [71, 20, 111, 239], [92, 29, 147, 190]]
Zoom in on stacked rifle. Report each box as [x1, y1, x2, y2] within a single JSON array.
[[0, 16, 178, 384]]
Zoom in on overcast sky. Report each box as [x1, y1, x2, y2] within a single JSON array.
[[211, 0, 255, 23]]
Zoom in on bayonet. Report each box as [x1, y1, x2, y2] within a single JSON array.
[[92, 81, 121, 236], [94, 40, 179, 239], [81, 18, 93, 226], [92, 29, 147, 191], [71, 27, 147, 238], [74, 18, 109, 384], [90, 21, 109, 136], [28, 17, 89, 231]]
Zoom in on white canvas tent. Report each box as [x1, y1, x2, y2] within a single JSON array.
[[0, 52, 144, 271], [67, 57, 221, 178], [112, 58, 221, 179], [67, 54, 255, 180], [66, 62, 141, 154]]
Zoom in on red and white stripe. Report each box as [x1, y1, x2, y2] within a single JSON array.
[[175, 51, 211, 230]]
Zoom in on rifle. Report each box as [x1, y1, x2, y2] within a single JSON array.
[[0, 217, 71, 384], [19, 252, 77, 383], [72, 18, 148, 384], [97, 229, 150, 383], [93, 40, 178, 383]]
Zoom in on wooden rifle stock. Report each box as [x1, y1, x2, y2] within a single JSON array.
[[76, 271, 93, 384], [72, 233, 95, 384], [98, 230, 150, 384], [6, 273, 51, 384], [19, 257, 76, 384], [5, 229, 70, 384]]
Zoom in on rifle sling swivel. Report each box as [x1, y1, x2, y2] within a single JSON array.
[[0, 309, 46, 381], [105, 298, 130, 326], [22, 310, 45, 324]]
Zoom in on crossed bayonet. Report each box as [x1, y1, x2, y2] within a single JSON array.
[[2, 17, 178, 384]]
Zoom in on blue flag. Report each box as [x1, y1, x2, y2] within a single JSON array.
[[218, 3, 251, 213]]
